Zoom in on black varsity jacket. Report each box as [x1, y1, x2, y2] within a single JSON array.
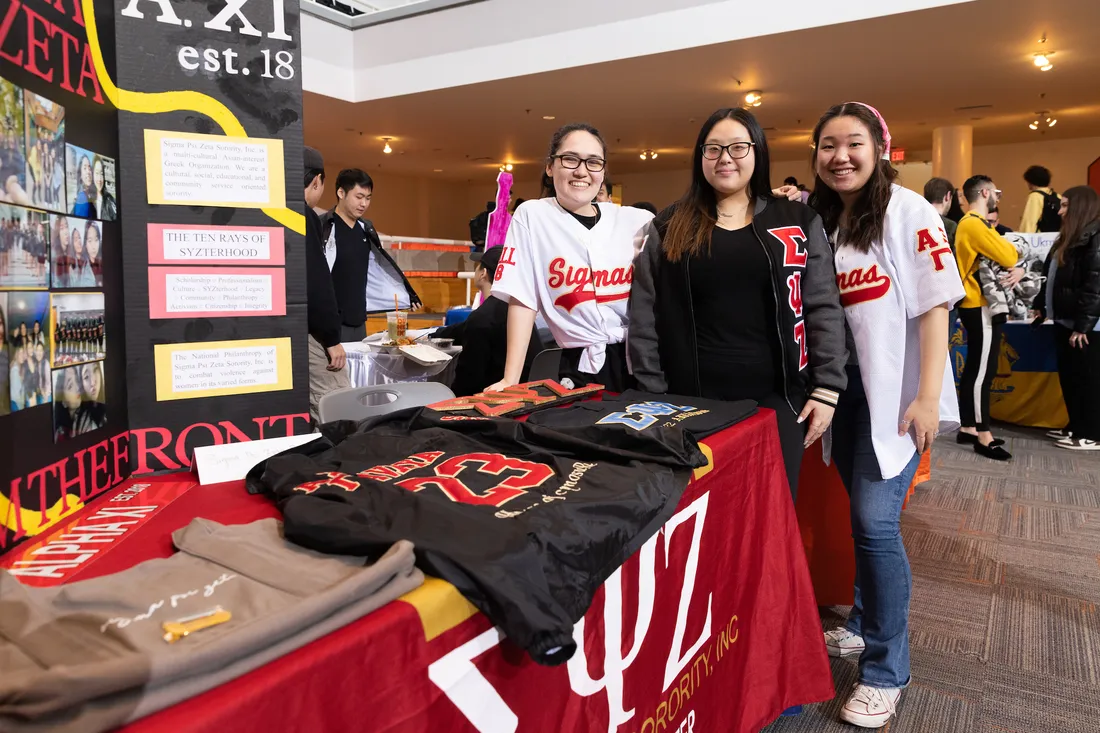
[[628, 196, 848, 414], [321, 212, 422, 325]]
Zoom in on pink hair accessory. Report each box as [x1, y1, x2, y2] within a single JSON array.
[[852, 102, 892, 160]]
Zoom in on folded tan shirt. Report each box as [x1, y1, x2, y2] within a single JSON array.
[[0, 518, 423, 733]]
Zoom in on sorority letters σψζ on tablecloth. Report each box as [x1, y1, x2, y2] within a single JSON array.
[[424, 379, 603, 417], [249, 407, 708, 666], [0, 519, 422, 733], [526, 389, 758, 440]]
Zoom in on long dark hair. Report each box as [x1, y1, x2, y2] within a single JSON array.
[[808, 103, 898, 253], [1054, 186, 1100, 264], [540, 123, 607, 198], [663, 108, 773, 262]]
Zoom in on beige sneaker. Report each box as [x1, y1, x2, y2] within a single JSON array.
[[823, 627, 865, 658], [840, 683, 902, 728]]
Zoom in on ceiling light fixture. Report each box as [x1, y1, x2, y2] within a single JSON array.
[[640, 149, 658, 161], [542, 115, 556, 120], [744, 90, 763, 107], [1029, 111, 1057, 130], [1033, 52, 1054, 70], [498, 163, 514, 172], [381, 137, 393, 154]]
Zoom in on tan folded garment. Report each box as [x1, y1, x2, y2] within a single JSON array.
[[0, 518, 423, 733]]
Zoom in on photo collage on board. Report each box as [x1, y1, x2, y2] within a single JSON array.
[[0, 75, 112, 443]]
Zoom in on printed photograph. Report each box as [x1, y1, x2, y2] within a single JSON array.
[[0, 292, 8, 415], [50, 292, 105, 367], [66, 145, 117, 221], [23, 90, 66, 214], [53, 361, 106, 443], [6, 291, 51, 413], [50, 215, 102, 288], [0, 76, 28, 206], [0, 203, 50, 289]]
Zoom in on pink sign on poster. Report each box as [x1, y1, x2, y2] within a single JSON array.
[[148, 267, 287, 319], [147, 224, 285, 265]]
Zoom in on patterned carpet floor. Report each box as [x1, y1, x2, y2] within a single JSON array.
[[765, 425, 1100, 732]]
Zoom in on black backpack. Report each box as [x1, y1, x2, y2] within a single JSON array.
[[1037, 190, 1062, 233]]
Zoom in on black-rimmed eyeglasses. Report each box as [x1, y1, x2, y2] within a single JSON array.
[[700, 142, 754, 160], [550, 154, 607, 172]]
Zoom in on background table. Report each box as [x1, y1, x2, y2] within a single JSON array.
[[344, 334, 462, 388], [4, 410, 834, 733], [950, 319, 1067, 429]]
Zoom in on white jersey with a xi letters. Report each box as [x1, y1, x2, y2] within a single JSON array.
[[833, 185, 965, 479], [491, 198, 654, 374]]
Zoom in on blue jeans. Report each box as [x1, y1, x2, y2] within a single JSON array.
[[832, 366, 920, 689]]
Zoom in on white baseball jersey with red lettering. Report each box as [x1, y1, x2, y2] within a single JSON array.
[[833, 185, 965, 479], [491, 198, 654, 374]]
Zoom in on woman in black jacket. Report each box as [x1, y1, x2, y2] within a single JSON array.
[[629, 108, 848, 497], [1035, 185, 1100, 451]]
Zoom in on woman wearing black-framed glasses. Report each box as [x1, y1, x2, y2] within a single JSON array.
[[629, 108, 848, 498], [487, 123, 654, 393]]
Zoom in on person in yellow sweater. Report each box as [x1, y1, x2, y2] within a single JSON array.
[[954, 175, 1024, 461], [1019, 165, 1061, 233]]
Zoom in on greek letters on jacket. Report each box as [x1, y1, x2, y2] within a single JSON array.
[[766, 226, 810, 370]]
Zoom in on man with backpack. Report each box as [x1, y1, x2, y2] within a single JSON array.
[[1019, 165, 1062, 233]]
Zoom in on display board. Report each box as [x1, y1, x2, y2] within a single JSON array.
[[113, 0, 309, 469], [1, 0, 309, 553], [0, 0, 127, 551]]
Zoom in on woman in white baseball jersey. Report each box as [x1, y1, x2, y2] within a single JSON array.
[[488, 123, 653, 392], [810, 103, 964, 729]]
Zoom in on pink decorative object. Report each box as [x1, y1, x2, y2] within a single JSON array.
[[485, 171, 513, 247]]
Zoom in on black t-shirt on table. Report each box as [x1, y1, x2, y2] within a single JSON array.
[[687, 224, 782, 399]]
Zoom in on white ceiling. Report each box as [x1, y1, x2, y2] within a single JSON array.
[[301, 0, 970, 101], [303, 0, 1100, 182]]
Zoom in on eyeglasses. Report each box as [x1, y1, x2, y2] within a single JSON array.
[[551, 154, 606, 172], [701, 142, 754, 160]]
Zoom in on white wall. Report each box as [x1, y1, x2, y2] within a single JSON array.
[[974, 136, 1100, 229]]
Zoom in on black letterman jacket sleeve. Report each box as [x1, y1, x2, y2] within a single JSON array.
[[627, 220, 669, 393], [305, 208, 343, 348], [364, 222, 423, 310], [802, 214, 848, 406]]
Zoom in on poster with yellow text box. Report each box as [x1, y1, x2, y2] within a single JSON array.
[[154, 337, 293, 401], [144, 130, 286, 208]]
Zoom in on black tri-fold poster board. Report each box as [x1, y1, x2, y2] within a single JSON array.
[[1, 0, 309, 554]]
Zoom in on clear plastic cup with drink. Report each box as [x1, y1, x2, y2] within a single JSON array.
[[387, 310, 408, 342]]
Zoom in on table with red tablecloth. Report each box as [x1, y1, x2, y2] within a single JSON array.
[[2, 410, 834, 733]]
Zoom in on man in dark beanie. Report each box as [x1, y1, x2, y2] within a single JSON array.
[[303, 145, 348, 423]]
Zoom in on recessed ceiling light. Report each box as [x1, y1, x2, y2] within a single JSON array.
[[433, 169, 443, 172], [542, 115, 556, 120]]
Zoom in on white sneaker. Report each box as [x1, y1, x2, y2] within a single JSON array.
[[824, 627, 865, 658], [840, 683, 902, 728], [1046, 428, 1072, 440], [1057, 438, 1100, 451]]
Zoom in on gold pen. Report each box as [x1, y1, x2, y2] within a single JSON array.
[[162, 607, 232, 643]]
